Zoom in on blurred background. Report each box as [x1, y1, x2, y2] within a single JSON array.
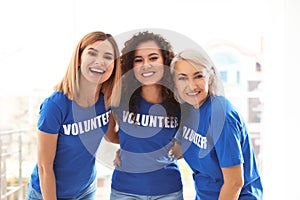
[[1, 0, 299, 199]]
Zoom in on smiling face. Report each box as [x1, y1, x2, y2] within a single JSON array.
[[80, 40, 115, 85], [133, 41, 164, 85], [174, 59, 211, 108]]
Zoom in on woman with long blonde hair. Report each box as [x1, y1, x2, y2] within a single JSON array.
[[26, 31, 121, 200]]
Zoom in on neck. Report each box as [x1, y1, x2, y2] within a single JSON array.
[[75, 76, 102, 107], [75, 90, 100, 108], [141, 84, 163, 104], [193, 95, 209, 109]]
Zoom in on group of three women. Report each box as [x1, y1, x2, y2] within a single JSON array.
[[26, 30, 263, 200]]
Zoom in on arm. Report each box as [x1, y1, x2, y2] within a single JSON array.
[[169, 140, 183, 159], [104, 112, 121, 166], [113, 148, 121, 167], [218, 164, 244, 200], [37, 130, 58, 200], [104, 112, 119, 144]]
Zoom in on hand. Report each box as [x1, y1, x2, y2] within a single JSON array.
[[113, 149, 121, 167], [168, 141, 183, 159]]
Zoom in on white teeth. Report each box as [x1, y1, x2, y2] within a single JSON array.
[[187, 91, 199, 96], [142, 72, 154, 77], [90, 68, 104, 74]]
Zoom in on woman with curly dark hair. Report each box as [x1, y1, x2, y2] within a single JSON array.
[[105, 31, 183, 200]]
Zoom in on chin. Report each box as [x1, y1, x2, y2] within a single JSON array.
[[187, 99, 201, 108], [183, 99, 195, 106]]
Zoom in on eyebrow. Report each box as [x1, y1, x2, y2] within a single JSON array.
[[87, 47, 114, 56], [148, 53, 159, 56], [104, 52, 114, 56], [177, 73, 187, 76], [87, 47, 97, 52], [177, 71, 202, 76], [134, 53, 159, 58]]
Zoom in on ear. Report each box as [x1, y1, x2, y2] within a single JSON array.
[[209, 75, 213, 86], [209, 67, 215, 86]]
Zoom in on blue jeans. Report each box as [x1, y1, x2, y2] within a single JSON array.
[[110, 189, 184, 200], [25, 179, 97, 200]]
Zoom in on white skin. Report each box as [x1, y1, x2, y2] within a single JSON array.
[[173, 59, 244, 200], [77, 40, 115, 107], [37, 40, 115, 200], [174, 60, 210, 109]]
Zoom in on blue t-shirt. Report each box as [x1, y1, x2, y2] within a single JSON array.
[[29, 91, 111, 198], [111, 95, 182, 195], [177, 96, 263, 200]]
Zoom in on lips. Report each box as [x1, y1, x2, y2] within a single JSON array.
[[90, 67, 105, 74], [141, 71, 155, 77], [186, 91, 200, 96]]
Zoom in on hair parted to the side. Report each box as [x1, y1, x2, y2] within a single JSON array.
[[54, 31, 121, 109], [170, 49, 224, 103]]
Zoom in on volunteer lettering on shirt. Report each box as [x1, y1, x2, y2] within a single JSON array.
[[182, 126, 207, 149], [122, 110, 179, 128], [63, 110, 111, 135]]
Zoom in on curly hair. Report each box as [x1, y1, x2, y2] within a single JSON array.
[[119, 31, 180, 119]]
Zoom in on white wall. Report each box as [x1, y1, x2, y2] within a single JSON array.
[[263, 0, 300, 199], [1, 0, 299, 198]]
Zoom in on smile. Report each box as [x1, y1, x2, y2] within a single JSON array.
[[90, 68, 105, 74], [142, 72, 155, 77], [186, 91, 200, 96]]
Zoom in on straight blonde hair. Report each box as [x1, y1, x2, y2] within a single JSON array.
[[54, 31, 122, 109]]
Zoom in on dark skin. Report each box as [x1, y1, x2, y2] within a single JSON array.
[[104, 112, 119, 144]]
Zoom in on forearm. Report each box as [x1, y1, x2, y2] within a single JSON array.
[[105, 113, 120, 144], [218, 181, 242, 200], [38, 166, 57, 200], [219, 164, 244, 200], [37, 131, 58, 200], [104, 134, 119, 144]]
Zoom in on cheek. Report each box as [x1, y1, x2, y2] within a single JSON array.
[[105, 64, 115, 76], [203, 80, 210, 91], [80, 60, 94, 71], [196, 79, 209, 90], [133, 62, 141, 68], [80, 55, 93, 65], [204, 84, 209, 92], [133, 67, 140, 77], [156, 66, 164, 79], [175, 82, 185, 96]]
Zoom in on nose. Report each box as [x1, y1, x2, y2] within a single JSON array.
[[142, 60, 152, 70], [186, 79, 197, 90], [95, 57, 105, 66]]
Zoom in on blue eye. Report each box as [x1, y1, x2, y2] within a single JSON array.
[[178, 76, 187, 81]]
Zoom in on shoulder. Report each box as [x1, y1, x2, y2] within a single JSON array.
[[40, 91, 71, 111], [210, 96, 243, 123], [44, 91, 69, 103], [48, 91, 69, 102]]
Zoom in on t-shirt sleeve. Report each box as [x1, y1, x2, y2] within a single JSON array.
[[37, 98, 62, 134], [214, 121, 244, 168]]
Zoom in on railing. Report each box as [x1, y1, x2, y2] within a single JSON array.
[[0, 129, 24, 200]]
